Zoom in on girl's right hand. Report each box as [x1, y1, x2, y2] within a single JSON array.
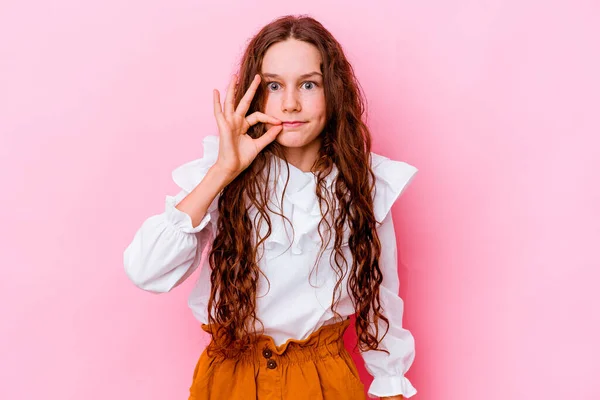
[[212, 73, 283, 180]]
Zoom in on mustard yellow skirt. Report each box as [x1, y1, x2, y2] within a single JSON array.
[[188, 318, 366, 400]]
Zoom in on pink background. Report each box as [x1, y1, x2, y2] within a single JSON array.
[[1, 1, 599, 399]]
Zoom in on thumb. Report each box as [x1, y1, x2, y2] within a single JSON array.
[[254, 125, 283, 151]]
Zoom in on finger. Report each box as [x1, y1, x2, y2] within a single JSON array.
[[254, 124, 283, 151], [245, 111, 282, 127], [213, 90, 233, 140], [224, 74, 237, 115], [213, 89, 223, 117], [235, 74, 261, 117]]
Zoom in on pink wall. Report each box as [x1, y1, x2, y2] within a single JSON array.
[[1, 1, 598, 399]]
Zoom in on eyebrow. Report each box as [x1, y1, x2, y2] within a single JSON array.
[[261, 72, 323, 80]]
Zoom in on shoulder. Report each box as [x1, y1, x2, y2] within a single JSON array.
[[170, 135, 220, 193], [370, 151, 418, 223]]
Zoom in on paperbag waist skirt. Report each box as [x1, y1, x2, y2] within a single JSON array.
[[188, 317, 366, 400]]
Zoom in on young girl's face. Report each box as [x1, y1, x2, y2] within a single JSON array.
[[261, 39, 327, 150]]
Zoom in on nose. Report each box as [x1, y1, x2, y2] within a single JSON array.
[[281, 88, 301, 113]]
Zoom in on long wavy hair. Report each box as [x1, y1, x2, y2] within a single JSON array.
[[206, 14, 390, 358]]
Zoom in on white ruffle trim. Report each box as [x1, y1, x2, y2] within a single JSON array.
[[370, 152, 419, 224], [260, 153, 417, 256], [169, 135, 418, 255], [367, 373, 418, 398], [171, 135, 219, 194]]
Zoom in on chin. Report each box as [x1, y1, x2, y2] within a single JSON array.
[[274, 130, 319, 148]]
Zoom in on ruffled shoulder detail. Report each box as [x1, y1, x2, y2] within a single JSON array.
[[171, 135, 220, 192], [371, 152, 418, 223], [171, 135, 220, 215], [259, 153, 417, 257]]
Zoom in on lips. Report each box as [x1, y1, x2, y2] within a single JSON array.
[[282, 121, 306, 127]]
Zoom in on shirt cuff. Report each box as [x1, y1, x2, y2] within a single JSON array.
[[367, 374, 417, 399], [165, 195, 212, 234]]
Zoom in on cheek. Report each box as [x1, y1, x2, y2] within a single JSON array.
[[302, 94, 326, 116], [262, 96, 275, 115]]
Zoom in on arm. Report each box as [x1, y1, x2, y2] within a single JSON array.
[[174, 164, 234, 228], [124, 71, 284, 294], [361, 212, 417, 399], [123, 165, 231, 293]]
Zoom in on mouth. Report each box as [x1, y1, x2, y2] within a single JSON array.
[[282, 121, 306, 127]]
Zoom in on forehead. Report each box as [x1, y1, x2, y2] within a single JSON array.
[[261, 39, 322, 77]]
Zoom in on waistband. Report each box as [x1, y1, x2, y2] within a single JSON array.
[[201, 318, 352, 364]]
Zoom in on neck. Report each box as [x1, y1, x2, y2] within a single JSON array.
[[282, 137, 322, 173]]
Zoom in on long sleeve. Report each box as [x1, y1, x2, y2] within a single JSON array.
[[362, 152, 418, 398], [123, 189, 214, 293], [123, 135, 221, 293], [361, 212, 417, 398]]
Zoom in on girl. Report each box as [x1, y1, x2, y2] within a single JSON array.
[[124, 15, 417, 400]]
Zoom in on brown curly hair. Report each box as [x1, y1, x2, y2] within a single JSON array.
[[206, 14, 390, 358]]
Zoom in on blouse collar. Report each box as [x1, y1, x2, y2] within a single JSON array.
[[268, 154, 339, 215]]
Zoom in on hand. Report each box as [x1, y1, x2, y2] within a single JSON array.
[[212, 73, 283, 179]]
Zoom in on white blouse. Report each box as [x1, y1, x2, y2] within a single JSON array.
[[123, 135, 418, 399]]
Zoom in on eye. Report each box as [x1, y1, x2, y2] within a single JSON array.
[[265, 80, 319, 92], [266, 82, 281, 91], [302, 81, 318, 90]]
